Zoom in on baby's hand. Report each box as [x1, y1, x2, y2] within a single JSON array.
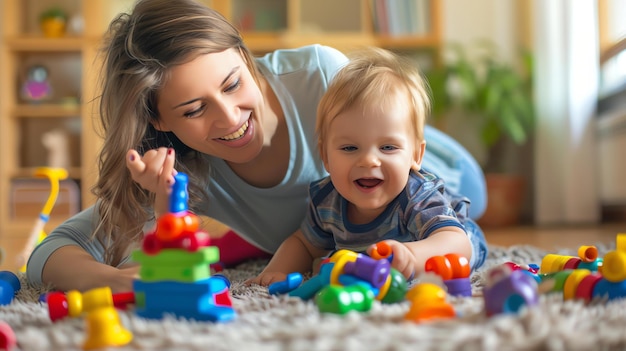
[[245, 272, 288, 287], [367, 240, 417, 280]]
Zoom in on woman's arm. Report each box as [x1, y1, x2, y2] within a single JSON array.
[[41, 246, 138, 293], [26, 205, 140, 293], [247, 229, 329, 286]]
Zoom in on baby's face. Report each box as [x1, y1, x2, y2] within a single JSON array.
[[323, 99, 422, 224]]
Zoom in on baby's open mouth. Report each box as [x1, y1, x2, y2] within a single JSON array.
[[219, 120, 249, 141], [355, 178, 383, 188]]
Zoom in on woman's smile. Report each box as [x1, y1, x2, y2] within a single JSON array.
[[219, 120, 249, 141], [213, 116, 255, 148]]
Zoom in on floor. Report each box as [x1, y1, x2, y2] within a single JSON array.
[[482, 222, 626, 250], [1, 221, 624, 272]]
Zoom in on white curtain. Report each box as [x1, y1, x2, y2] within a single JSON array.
[[533, 0, 601, 224]]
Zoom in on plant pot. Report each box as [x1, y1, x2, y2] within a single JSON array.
[[477, 173, 526, 228], [41, 17, 67, 38]]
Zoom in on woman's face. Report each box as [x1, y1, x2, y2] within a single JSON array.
[[155, 48, 265, 164]]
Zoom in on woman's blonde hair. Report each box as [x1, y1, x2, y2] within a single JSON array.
[[316, 47, 430, 160], [93, 0, 259, 265]]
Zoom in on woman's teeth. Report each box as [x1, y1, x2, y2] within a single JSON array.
[[219, 121, 249, 141]]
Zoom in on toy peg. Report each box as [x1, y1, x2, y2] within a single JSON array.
[[0, 321, 17, 351], [370, 241, 394, 262], [82, 307, 132, 350], [600, 250, 626, 282], [616, 233, 626, 252], [328, 250, 359, 285], [316, 284, 375, 315], [405, 283, 455, 323], [170, 173, 189, 213], [16, 167, 68, 271], [577, 246, 598, 263], [0, 271, 21, 305], [47, 287, 135, 322], [483, 267, 539, 316], [289, 263, 334, 300], [155, 212, 200, 241], [443, 253, 471, 278], [562, 269, 591, 301], [343, 255, 390, 289], [424, 255, 453, 280], [269, 273, 303, 295], [379, 268, 408, 304]]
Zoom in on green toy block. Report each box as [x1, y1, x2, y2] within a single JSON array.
[[132, 246, 220, 266], [139, 263, 211, 282]]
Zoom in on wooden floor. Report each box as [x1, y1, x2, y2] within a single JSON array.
[[483, 222, 626, 251]]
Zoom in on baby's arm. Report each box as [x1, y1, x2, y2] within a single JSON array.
[[367, 226, 471, 279], [247, 230, 329, 286]]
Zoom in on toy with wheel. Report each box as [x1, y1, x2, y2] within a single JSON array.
[[16, 167, 68, 272]]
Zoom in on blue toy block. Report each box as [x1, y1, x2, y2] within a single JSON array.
[[0, 271, 21, 305], [135, 304, 235, 323], [269, 273, 303, 295], [592, 278, 626, 302], [170, 173, 189, 213], [133, 277, 235, 322], [289, 263, 334, 300]]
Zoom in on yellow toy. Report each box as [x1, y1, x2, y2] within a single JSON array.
[[16, 167, 68, 272]]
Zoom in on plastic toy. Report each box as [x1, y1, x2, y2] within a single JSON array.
[[424, 253, 472, 297], [0, 321, 16, 351], [133, 277, 234, 322], [369, 241, 394, 262], [82, 306, 132, 350], [285, 249, 407, 314], [141, 174, 209, 255], [537, 234, 626, 303], [269, 273, 303, 295], [0, 271, 21, 306], [404, 282, 455, 323], [44, 287, 133, 349], [540, 245, 603, 275], [16, 167, 68, 271], [483, 264, 539, 316], [501, 262, 541, 284], [131, 173, 236, 322], [316, 284, 375, 314], [47, 287, 135, 322]]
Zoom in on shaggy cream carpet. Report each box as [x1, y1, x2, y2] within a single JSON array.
[[2, 243, 626, 351]]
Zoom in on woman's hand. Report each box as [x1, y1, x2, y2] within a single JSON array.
[[126, 147, 177, 217]]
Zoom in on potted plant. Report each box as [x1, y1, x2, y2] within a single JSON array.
[[427, 41, 535, 227], [40, 7, 68, 38]]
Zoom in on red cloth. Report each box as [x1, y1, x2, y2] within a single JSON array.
[[211, 230, 272, 267]]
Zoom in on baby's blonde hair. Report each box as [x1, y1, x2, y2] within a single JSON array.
[[316, 47, 430, 160]]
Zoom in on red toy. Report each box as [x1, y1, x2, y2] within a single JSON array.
[[0, 321, 16, 351], [47, 287, 135, 322]]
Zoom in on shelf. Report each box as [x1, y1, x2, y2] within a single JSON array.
[[5, 36, 83, 52], [11, 104, 81, 118], [375, 35, 441, 49]]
